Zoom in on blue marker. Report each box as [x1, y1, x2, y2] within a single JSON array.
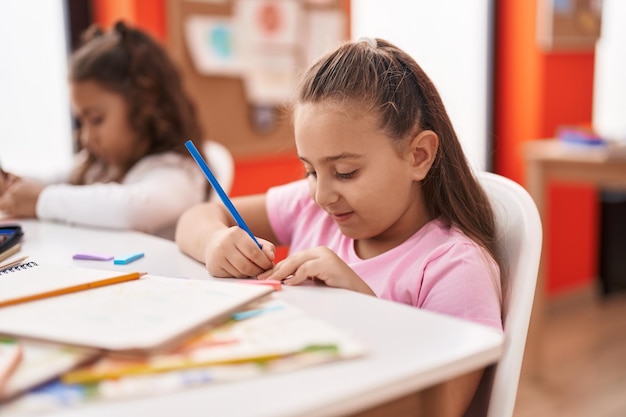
[[113, 252, 144, 265], [185, 140, 262, 249]]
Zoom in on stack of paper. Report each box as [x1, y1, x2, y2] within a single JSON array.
[[0, 263, 276, 411], [0, 299, 366, 415], [0, 339, 98, 403], [0, 270, 274, 353]]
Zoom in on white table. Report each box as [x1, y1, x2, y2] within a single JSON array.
[[4, 219, 504, 417]]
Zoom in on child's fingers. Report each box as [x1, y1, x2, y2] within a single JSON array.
[[238, 237, 274, 271], [209, 248, 265, 278], [260, 242, 276, 262], [282, 259, 322, 286], [258, 255, 303, 282], [208, 228, 273, 277], [225, 237, 274, 277], [0, 196, 13, 215]]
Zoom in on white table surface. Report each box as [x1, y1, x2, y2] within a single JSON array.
[[2, 219, 504, 417]]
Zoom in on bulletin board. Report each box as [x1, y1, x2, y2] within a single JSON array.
[[536, 0, 602, 51], [166, 0, 348, 158]]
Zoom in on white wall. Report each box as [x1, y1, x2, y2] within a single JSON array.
[[0, 1, 493, 177], [351, 0, 493, 170], [593, 0, 626, 142], [0, 0, 73, 179]]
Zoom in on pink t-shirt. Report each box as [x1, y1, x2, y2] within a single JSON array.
[[266, 179, 502, 331]]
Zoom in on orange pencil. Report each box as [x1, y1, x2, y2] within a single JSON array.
[[0, 271, 144, 308]]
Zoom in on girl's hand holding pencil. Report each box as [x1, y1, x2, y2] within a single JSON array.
[[183, 140, 275, 278], [203, 225, 275, 279]]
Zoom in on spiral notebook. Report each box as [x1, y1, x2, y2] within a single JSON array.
[[0, 262, 142, 308], [0, 263, 274, 355]]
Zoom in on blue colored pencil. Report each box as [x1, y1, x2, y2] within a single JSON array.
[[185, 140, 262, 249]]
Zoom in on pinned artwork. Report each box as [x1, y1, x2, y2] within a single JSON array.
[[184, 15, 243, 76], [234, 0, 302, 106], [234, 0, 301, 46], [170, 0, 347, 144]]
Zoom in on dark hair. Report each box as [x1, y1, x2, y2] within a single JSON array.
[[294, 38, 503, 287], [69, 21, 203, 182]]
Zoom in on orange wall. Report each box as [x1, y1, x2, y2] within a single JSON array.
[[92, 0, 166, 43], [230, 154, 304, 262], [493, 0, 541, 184], [230, 155, 303, 197], [495, 1, 597, 296]]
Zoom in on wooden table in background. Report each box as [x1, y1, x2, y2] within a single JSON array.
[[523, 139, 626, 378]]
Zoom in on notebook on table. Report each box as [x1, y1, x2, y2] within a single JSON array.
[[0, 338, 99, 403], [0, 263, 142, 307], [0, 299, 368, 414], [0, 263, 275, 355]]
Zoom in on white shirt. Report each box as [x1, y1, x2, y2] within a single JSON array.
[[36, 152, 206, 240]]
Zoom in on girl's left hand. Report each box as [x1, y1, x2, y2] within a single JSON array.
[[0, 179, 45, 218], [0, 170, 19, 195], [257, 246, 376, 296]]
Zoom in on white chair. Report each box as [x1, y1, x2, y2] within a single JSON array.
[[202, 140, 235, 201], [465, 172, 543, 417]]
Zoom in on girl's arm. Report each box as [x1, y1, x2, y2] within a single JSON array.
[[34, 155, 203, 234], [0, 161, 72, 218], [36, 175, 199, 233]]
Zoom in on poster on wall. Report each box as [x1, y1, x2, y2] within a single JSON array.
[[175, 0, 347, 141], [182, 0, 345, 107], [184, 15, 243, 76], [234, 0, 302, 105], [234, 0, 301, 46]]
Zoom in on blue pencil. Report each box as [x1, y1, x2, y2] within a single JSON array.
[[185, 140, 262, 249]]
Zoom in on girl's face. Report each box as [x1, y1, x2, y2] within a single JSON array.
[[294, 101, 432, 255], [70, 80, 148, 168]]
